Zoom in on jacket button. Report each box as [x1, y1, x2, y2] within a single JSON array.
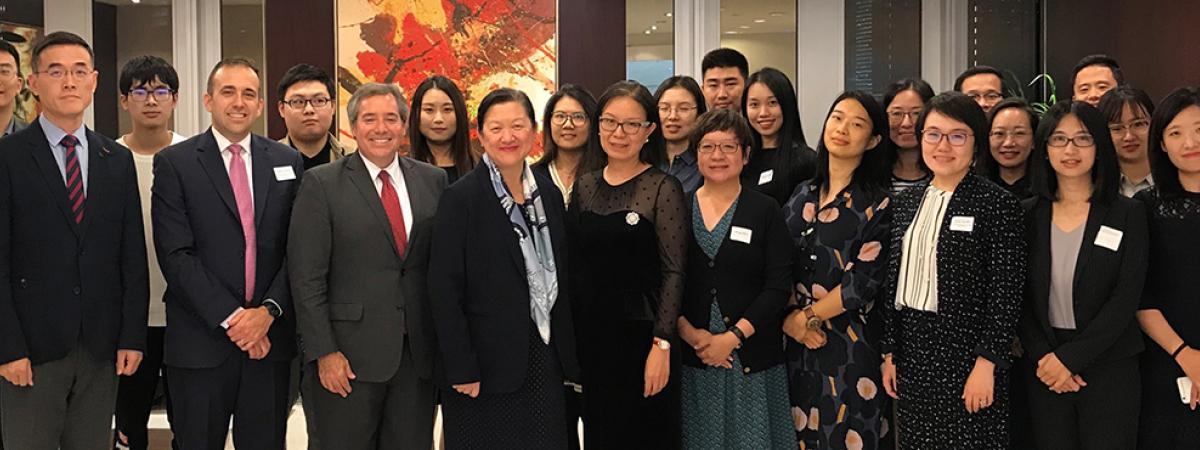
[[707, 261, 714, 268], [743, 366, 750, 374], [710, 288, 717, 295], [237, 288, 245, 297], [723, 316, 731, 324], [73, 286, 81, 295]]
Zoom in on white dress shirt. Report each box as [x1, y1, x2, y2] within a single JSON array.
[[213, 129, 254, 202], [361, 153, 414, 237]]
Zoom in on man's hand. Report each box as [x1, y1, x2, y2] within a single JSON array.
[[247, 337, 272, 360], [116, 350, 144, 376], [0, 358, 32, 386], [318, 351, 356, 398], [227, 307, 274, 350]]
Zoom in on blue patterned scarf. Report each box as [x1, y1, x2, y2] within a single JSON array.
[[483, 154, 558, 344]]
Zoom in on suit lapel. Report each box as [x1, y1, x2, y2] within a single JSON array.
[[250, 136, 271, 227], [1072, 202, 1106, 292], [1031, 199, 1055, 343], [77, 131, 112, 242], [346, 154, 401, 259], [196, 130, 239, 220], [26, 123, 79, 235], [475, 166, 525, 273], [399, 157, 428, 265]]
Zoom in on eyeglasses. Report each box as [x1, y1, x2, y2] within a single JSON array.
[[697, 141, 741, 154], [284, 97, 332, 110], [0, 67, 18, 80], [551, 111, 588, 126], [598, 117, 651, 134], [657, 104, 697, 116], [887, 110, 921, 122], [989, 130, 1031, 142], [967, 92, 1003, 103], [922, 129, 973, 147], [128, 87, 175, 103], [1047, 134, 1095, 148], [1108, 119, 1150, 136], [36, 66, 93, 80]]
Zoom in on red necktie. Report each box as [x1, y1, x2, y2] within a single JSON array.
[[228, 144, 256, 303], [61, 135, 86, 223], [378, 171, 408, 257]]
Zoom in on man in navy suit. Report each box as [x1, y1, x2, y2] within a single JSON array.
[[152, 57, 303, 450], [0, 31, 149, 450]]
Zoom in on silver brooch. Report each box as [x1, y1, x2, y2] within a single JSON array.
[[625, 212, 640, 226]]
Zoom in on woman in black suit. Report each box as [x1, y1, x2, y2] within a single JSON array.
[[1020, 100, 1148, 449], [429, 88, 579, 449], [676, 108, 796, 449], [880, 92, 1026, 449]]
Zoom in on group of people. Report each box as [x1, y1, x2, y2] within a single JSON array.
[[1, 29, 1199, 450]]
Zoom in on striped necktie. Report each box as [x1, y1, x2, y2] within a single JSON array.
[[61, 134, 85, 223]]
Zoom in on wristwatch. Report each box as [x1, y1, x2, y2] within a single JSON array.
[[263, 299, 283, 318], [802, 306, 822, 330], [654, 337, 671, 351]]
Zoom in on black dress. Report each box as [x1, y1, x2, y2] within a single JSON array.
[[568, 167, 686, 450], [1136, 188, 1200, 449], [740, 143, 817, 207]]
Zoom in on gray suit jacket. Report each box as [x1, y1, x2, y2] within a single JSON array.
[[288, 153, 447, 382]]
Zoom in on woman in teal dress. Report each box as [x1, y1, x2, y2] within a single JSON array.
[[783, 91, 895, 450], [677, 108, 797, 449]]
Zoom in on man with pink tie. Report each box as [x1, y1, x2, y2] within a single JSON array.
[[151, 58, 303, 450]]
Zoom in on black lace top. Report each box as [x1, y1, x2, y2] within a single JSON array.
[[568, 166, 686, 339]]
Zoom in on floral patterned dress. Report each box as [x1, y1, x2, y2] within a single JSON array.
[[784, 182, 894, 450]]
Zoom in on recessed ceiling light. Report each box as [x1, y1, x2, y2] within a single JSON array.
[[651, 25, 658, 30], [738, 25, 751, 29], [724, 30, 738, 35], [131, 0, 141, 3], [644, 29, 652, 34], [665, 12, 673, 17], [769, 11, 785, 17], [754, 18, 767, 23]]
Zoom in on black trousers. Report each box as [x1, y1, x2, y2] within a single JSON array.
[[1026, 355, 1139, 450], [166, 353, 291, 450], [114, 326, 175, 450]]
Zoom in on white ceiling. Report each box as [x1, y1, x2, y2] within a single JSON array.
[[626, 0, 797, 46]]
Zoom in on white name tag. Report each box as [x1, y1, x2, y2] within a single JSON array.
[[757, 170, 774, 185], [1095, 225, 1123, 251], [274, 166, 297, 181], [949, 215, 975, 232], [730, 226, 753, 244]]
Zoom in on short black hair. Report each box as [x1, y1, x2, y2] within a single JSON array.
[[0, 40, 20, 74], [276, 63, 334, 102], [477, 87, 537, 132], [31, 31, 93, 70], [1029, 101, 1121, 204], [916, 92, 990, 165], [538, 84, 604, 174], [813, 90, 895, 204], [653, 75, 707, 118], [978, 97, 1040, 181], [953, 65, 1004, 92], [701, 47, 749, 81], [687, 108, 755, 158], [1072, 54, 1125, 86], [883, 77, 934, 109], [1097, 85, 1154, 125], [1148, 86, 1200, 198], [411, 75, 474, 174], [592, 80, 666, 166], [118, 55, 179, 95], [743, 67, 809, 150], [206, 57, 260, 94]]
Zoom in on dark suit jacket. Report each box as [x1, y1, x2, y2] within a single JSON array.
[[289, 154, 446, 382], [680, 189, 791, 373], [1019, 195, 1148, 373], [429, 164, 580, 393], [0, 119, 148, 365], [153, 129, 302, 369]]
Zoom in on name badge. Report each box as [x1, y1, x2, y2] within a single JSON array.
[[274, 166, 297, 181], [758, 170, 774, 185], [949, 215, 975, 232], [730, 226, 753, 244], [1095, 225, 1123, 251]]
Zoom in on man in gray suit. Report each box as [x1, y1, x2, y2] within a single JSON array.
[[288, 82, 445, 449]]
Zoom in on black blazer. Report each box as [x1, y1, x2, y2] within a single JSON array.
[[153, 129, 303, 369], [1019, 195, 1148, 373], [0, 120, 148, 365], [289, 155, 447, 382], [428, 164, 580, 393], [680, 189, 791, 373]]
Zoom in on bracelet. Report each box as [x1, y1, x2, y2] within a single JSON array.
[[729, 326, 747, 344], [1173, 343, 1189, 359]]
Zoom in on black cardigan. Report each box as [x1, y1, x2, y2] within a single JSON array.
[[680, 188, 792, 373], [428, 164, 580, 393], [1019, 195, 1148, 373]]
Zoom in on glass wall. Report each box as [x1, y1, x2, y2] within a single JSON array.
[[625, 0, 674, 92], [720, 0, 797, 86]]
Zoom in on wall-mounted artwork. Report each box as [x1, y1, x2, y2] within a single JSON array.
[[1, 22, 44, 125], [336, 0, 557, 155]]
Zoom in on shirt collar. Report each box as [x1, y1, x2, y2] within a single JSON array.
[[212, 128, 253, 155], [1121, 172, 1153, 187], [39, 115, 87, 150], [360, 152, 401, 182]]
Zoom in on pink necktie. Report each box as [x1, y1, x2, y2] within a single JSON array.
[[228, 144, 256, 304]]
